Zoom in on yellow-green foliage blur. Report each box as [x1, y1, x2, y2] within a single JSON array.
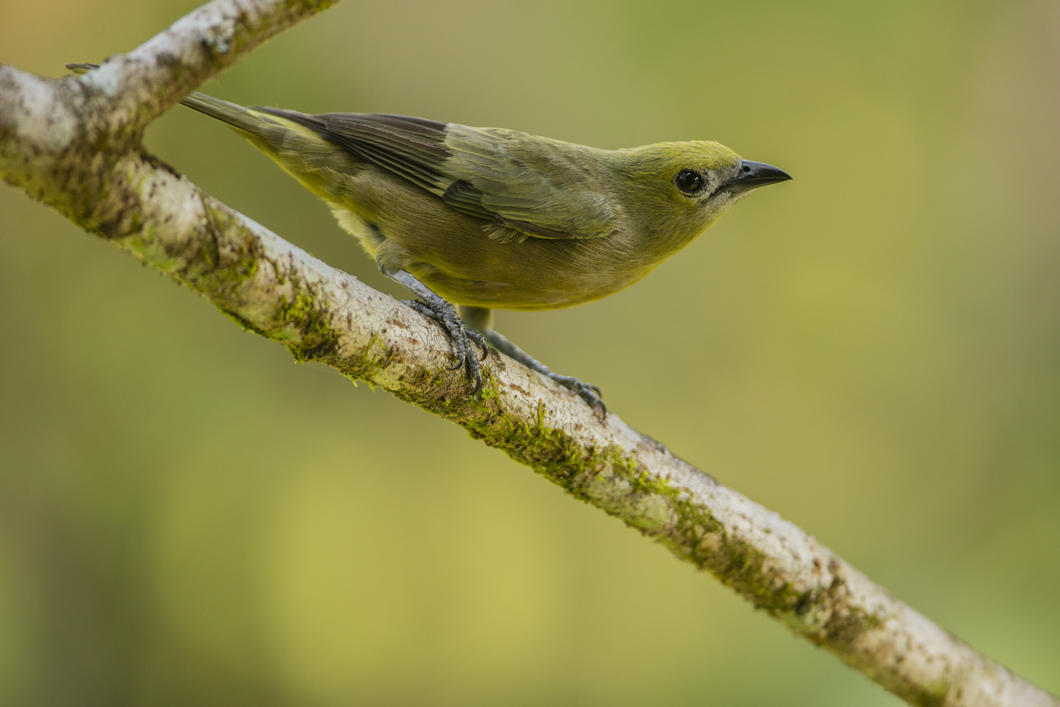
[[1, 1, 1058, 705]]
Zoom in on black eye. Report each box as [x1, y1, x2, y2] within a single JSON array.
[[674, 169, 706, 196]]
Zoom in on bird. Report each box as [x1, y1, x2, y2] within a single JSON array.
[[67, 63, 791, 413]]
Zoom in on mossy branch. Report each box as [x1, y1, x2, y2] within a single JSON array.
[[0, 1, 1055, 706]]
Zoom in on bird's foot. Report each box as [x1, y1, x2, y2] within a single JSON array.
[[481, 328, 606, 417], [402, 298, 487, 391], [547, 373, 606, 417]]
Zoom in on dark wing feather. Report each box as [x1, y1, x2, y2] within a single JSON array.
[[253, 107, 615, 240]]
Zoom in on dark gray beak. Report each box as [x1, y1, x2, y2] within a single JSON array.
[[721, 160, 792, 195]]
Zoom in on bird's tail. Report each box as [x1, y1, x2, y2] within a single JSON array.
[[177, 91, 271, 136], [65, 62, 351, 203], [67, 62, 277, 138]]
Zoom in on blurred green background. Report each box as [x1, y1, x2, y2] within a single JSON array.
[[2, 0, 1058, 704]]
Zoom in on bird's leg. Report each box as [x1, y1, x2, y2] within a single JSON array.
[[459, 306, 605, 416], [486, 330, 605, 414], [379, 264, 484, 392]]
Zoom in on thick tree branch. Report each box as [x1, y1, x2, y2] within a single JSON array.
[[0, 2, 1055, 705]]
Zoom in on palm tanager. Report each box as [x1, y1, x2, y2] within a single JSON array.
[[69, 63, 791, 413]]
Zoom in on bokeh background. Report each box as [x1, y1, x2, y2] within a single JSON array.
[[2, 1, 1058, 705]]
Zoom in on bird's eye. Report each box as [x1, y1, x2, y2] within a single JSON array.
[[674, 169, 707, 196]]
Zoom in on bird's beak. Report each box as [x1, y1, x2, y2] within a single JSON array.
[[720, 160, 792, 195]]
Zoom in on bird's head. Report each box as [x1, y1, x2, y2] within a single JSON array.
[[607, 141, 790, 253]]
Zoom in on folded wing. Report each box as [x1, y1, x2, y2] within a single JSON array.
[[255, 108, 616, 240]]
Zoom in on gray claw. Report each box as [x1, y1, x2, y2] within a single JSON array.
[[549, 374, 606, 417], [402, 298, 483, 393]]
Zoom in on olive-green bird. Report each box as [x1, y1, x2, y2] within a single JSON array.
[[69, 64, 790, 412]]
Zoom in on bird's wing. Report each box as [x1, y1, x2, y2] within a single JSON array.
[[255, 108, 617, 240]]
